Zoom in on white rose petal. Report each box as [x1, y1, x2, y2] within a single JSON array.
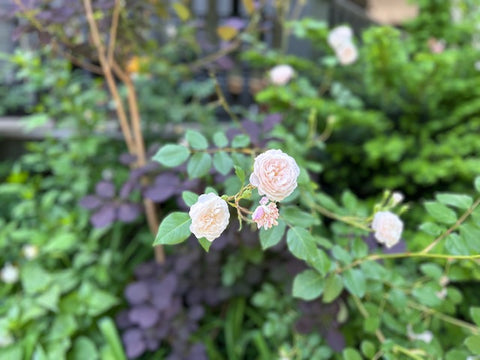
[[391, 192, 404, 206], [328, 25, 353, 50], [249, 149, 300, 202], [269, 64, 295, 86], [335, 41, 358, 66], [22, 244, 39, 260], [371, 211, 403, 248], [1, 263, 19, 284], [189, 193, 230, 242]]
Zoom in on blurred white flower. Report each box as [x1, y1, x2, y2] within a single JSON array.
[[328, 25, 353, 49], [165, 24, 177, 38], [268, 65, 295, 86], [22, 244, 39, 260], [407, 324, 433, 343], [335, 42, 358, 66], [391, 192, 404, 206], [1, 263, 19, 284], [371, 211, 403, 248], [436, 288, 447, 300], [0, 332, 13, 348], [189, 193, 230, 242], [475, 61, 480, 71]]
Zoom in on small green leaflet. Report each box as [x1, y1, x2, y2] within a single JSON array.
[[153, 212, 191, 245]]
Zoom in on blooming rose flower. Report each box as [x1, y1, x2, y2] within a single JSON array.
[[22, 244, 38, 260], [328, 25, 353, 50], [335, 42, 358, 65], [252, 197, 279, 230], [268, 64, 295, 86], [1, 263, 19, 284], [189, 193, 230, 242], [250, 149, 300, 202], [371, 211, 403, 248]]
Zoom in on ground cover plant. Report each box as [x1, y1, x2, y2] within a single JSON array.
[[2, 0, 480, 359]]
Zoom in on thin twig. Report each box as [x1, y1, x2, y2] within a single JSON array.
[[108, 0, 121, 65]]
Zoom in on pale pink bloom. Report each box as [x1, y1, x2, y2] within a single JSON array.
[[371, 211, 403, 248], [252, 197, 279, 230], [1, 263, 19, 284], [250, 149, 300, 202], [268, 65, 295, 86], [335, 42, 358, 65], [189, 193, 230, 242], [428, 38, 446, 54], [328, 25, 353, 50], [22, 244, 38, 260]]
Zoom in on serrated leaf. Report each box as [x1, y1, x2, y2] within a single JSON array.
[[217, 26, 238, 41], [343, 269, 366, 298], [308, 248, 331, 276], [187, 153, 212, 178], [152, 144, 190, 167], [465, 335, 480, 354], [198, 237, 212, 252], [182, 191, 198, 207], [281, 207, 319, 227], [419, 222, 445, 236], [172, 2, 190, 21], [231, 134, 250, 148], [213, 131, 229, 148], [186, 129, 208, 150], [436, 193, 473, 210], [234, 165, 246, 184], [332, 245, 352, 264], [425, 201, 457, 225], [445, 233, 470, 255], [259, 220, 286, 249], [286, 227, 317, 261], [213, 152, 234, 175], [292, 269, 324, 301], [323, 273, 344, 303], [153, 212, 191, 245], [361, 341, 376, 358]]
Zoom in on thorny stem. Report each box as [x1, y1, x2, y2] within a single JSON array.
[[420, 197, 480, 254]]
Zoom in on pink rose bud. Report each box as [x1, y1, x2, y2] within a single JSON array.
[[249, 149, 300, 202], [371, 211, 403, 248], [268, 64, 295, 86], [252, 200, 279, 230], [189, 193, 230, 242]]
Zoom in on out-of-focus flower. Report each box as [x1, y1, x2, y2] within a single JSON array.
[[428, 38, 446, 54], [474, 61, 480, 71], [371, 211, 403, 248], [252, 197, 280, 230], [250, 149, 300, 202], [407, 324, 433, 343], [22, 244, 38, 260], [165, 24, 177, 38], [335, 42, 358, 65], [1, 263, 19, 284], [268, 65, 295, 86], [328, 25, 353, 49], [189, 193, 230, 241], [391, 192, 404, 206], [0, 332, 13, 348]]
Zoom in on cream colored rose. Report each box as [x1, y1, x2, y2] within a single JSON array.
[[335, 42, 358, 65], [328, 25, 353, 49], [268, 64, 295, 86], [249, 149, 300, 202], [371, 211, 403, 248], [189, 193, 230, 242]]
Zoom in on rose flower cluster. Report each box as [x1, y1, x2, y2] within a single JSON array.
[[188, 149, 300, 242]]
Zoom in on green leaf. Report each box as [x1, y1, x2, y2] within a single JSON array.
[[424, 201, 457, 225], [217, 25, 239, 41], [213, 152, 234, 175], [153, 144, 190, 167], [292, 270, 324, 301], [323, 273, 344, 303], [36, 285, 61, 311], [419, 222, 445, 236], [286, 227, 317, 261], [231, 134, 250, 148], [21, 263, 52, 295], [234, 165, 246, 184], [153, 212, 191, 245], [213, 131, 229, 148], [342, 348, 362, 360], [436, 193, 473, 210], [187, 153, 212, 178], [351, 238, 368, 258], [445, 233, 470, 255], [259, 220, 286, 250], [172, 2, 190, 21], [361, 341, 376, 358], [72, 337, 99, 360], [80, 283, 118, 317], [475, 176, 480, 192], [420, 263, 443, 280], [43, 233, 76, 253], [470, 307, 480, 326], [99, 317, 126, 360], [308, 248, 331, 276], [331, 245, 352, 264], [465, 335, 480, 355], [198, 237, 212, 252], [343, 269, 366, 298], [281, 207, 319, 227], [186, 129, 208, 150], [182, 191, 198, 207]]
